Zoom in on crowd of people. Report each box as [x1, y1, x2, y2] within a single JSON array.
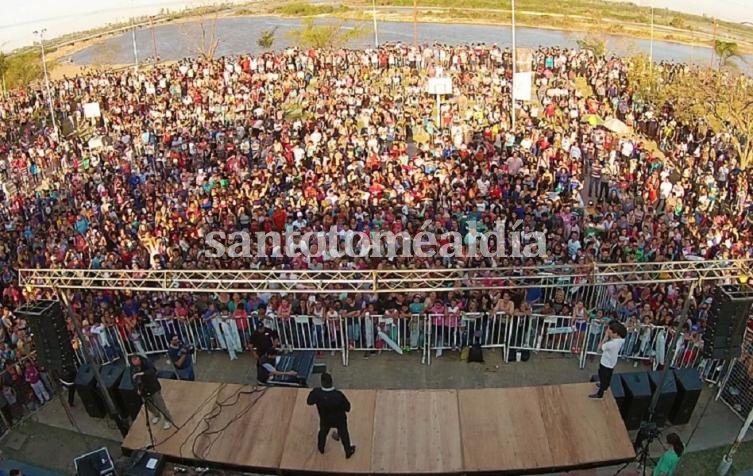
[[0, 43, 750, 395]]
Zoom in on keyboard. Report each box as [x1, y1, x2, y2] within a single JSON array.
[[267, 351, 315, 387]]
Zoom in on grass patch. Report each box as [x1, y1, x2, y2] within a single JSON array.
[[676, 441, 753, 476], [275, 2, 351, 16]]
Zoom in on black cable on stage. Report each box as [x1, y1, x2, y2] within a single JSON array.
[[175, 383, 239, 458], [191, 387, 266, 460], [175, 383, 257, 459], [138, 382, 228, 452], [190, 386, 267, 461]]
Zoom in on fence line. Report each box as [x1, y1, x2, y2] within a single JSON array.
[[0, 352, 57, 435]]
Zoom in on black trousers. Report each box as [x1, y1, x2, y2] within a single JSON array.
[[66, 385, 76, 406], [597, 364, 614, 397], [318, 421, 351, 455]]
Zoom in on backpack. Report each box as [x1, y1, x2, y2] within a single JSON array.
[[468, 343, 484, 363]]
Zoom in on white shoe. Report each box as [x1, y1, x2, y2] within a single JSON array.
[[151, 417, 160, 424], [163, 421, 172, 430]]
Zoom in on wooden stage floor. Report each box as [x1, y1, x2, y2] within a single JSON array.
[[122, 380, 635, 475]]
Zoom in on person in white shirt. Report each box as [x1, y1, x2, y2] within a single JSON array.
[[590, 320, 626, 399]]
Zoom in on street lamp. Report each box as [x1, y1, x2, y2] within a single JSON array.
[[511, 0, 517, 130], [650, 5, 655, 66], [371, 0, 379, 48], [32, 29, 58, 135]]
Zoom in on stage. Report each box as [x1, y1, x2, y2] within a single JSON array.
[[122, 380, 635, 475]]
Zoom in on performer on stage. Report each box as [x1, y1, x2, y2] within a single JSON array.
[[590, 320, 626, 399], [130, 354, 174, 430], [306, 373, 356, 458]]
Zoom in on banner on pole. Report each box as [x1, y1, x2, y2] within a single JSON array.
[[83, 102, 101, 119], [513, 72, 533, 101], [515, 48, 534, 73], [426, 77, 453, 95]]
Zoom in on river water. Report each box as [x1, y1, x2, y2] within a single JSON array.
[[69, 15, 749, 67]]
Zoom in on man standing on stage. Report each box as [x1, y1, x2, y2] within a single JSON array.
[[590, 321, 626, 399], [306, 373, 356, 458], [130, 354, 174, 430]]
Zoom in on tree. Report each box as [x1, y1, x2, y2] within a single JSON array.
[[257, 27, 277, 50], [713, 40, 743, 70], [0, 52, 8, 97], [576, 35, 607, 57], [626, 53, 665, 105], [288, 18, 365, 49], [183, 14, 220, 60], [628, 57, 753, 168], [3, 52, 45, 89]]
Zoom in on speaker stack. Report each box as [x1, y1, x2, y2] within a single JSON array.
[[669, 368, 703, 425], [648, 370, 677, 427], [611, 369, 703, 429], [703, 284, 753, 360], [15, 300, 76, 374], [619, 372, 652, 430], [75, 364, 107, 418]]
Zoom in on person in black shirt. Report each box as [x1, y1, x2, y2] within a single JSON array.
[[130, 355, 174, 430], [306, 373, 356, 458], [249, 322, 279, 360], [59, 365, 77, 407]]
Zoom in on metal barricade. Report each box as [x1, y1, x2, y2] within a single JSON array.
[[580, 321, 669, 369], [527, 314, 587, 356], [346, 314, 423, 353], [426, 312, 509, 363], [79, 324, 123, 365], [274, 315, 346, 366], [0, 352, 56, 434]]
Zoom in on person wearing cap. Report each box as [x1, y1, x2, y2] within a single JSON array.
[[590, 320, 626, 399]]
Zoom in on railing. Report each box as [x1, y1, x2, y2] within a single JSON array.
[[0, 352, 57, 435], [93, 311, 728, 375]]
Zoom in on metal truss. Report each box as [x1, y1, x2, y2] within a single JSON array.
[[17, 258, 753, 294]]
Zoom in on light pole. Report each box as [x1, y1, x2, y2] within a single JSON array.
[[150, 16, 158, 61], [650, 6, 654, 66], [372, 0, 379, 48], [511, 0, 517, 130], [32, 29, 57, 135], [130, 17, 139, 70]]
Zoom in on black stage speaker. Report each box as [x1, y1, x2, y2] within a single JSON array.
[[648, 370, 677, 427], [74, 447, 115, 476], [703, 285, 753, 360], [15, 300, 76, 373], [100, 364, 126, 417], [669, 368, 703, 425], [610, 373, 626, 418], [75, 364, 106, 418], [123, 451, 165, 476], [118, 366, 143, 420], [620, 372, 652, 431]]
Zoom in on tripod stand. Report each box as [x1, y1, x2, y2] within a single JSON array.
[[614, 422, 661, 476], [140, 392, 179, 450]]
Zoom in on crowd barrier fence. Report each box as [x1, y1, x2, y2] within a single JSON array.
[[0, 352, 58, 435]]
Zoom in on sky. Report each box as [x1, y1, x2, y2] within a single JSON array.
[[0, 0, 752, 52]]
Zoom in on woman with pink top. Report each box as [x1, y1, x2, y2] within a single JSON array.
[[24, 361, 50, 404]]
